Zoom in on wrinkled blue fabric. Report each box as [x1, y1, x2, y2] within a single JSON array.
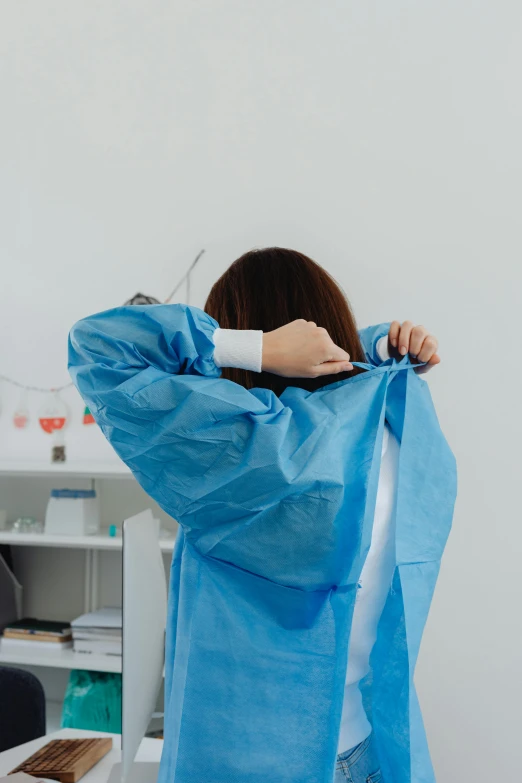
[[68, 304, 457, 783]]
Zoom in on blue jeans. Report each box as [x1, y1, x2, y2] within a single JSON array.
[[334, 732, 382, 783]]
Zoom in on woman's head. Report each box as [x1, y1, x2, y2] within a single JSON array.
[[205, 247, 365, 396]]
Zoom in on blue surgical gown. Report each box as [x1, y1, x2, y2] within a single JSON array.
[[68, 304, 457, 783]]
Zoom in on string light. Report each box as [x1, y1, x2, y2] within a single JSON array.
[[0, 377, 74, 394], [0, 250, 205, 396]]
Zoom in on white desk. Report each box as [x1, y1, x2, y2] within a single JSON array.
[[0, 730, 163, 782]]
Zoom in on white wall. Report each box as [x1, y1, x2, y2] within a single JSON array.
[[1, 2, 521, 779]]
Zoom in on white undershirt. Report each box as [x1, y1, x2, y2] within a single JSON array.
[[212, 328, 398, 754], [339, 423, 398, 752]]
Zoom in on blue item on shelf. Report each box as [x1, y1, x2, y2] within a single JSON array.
[[50, 489, 96, 499]]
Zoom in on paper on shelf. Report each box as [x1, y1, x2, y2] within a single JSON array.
[[71, 606, 122, 629]]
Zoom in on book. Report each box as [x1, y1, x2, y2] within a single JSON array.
[[3, 630, 72, 643], [3, 618, 71, 637]]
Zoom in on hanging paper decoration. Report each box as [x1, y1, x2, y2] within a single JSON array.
[[38, 392, 68, 434], [51, 429, 66, 463], [0, 249, 205, 433], [13, 391, 30, 429], [83, 406, 95, 425], [13, 409, 29, 428]]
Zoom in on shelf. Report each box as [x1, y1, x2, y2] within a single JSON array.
[[0, 460, 133, 479], [0, 645, 122, 673], [0, 646, 165, 678], [0, 529, 175, 552]]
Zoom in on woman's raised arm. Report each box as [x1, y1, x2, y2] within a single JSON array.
[[68, 304, 352, 528]]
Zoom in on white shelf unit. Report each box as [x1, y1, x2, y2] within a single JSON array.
[[0, 645, 122, 674], [0, 461, 173, 724], [0, 460, 132, 480], [0, 530, 175, 553]]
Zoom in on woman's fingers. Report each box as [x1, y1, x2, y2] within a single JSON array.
[[417, 335, 439, 363], [398, 321, 414, 355], [313, 337, 353, 375], [313, 359, 353, 376], [389, 321, 441, 371], [324, 338, 351, 363], [262, 320, 352, 377], [388, 321, 401, 348], [409, 325, 427, 357]]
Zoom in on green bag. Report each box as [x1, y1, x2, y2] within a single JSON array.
[[61, 670, 122, 733]]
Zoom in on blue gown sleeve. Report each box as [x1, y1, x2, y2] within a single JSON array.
[[358, 322, 392, 365], [68, 304, 291, 528]]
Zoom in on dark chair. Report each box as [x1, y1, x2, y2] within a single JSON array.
[[0, 666, 46, 751]]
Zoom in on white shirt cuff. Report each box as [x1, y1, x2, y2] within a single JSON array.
[[213, 328, 263, 373], [376, 335, 390, 362]]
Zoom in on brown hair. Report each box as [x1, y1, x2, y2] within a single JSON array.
[[204, 247, 366, 396]]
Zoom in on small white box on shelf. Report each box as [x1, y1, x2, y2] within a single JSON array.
[[45, 489, 100, 536]]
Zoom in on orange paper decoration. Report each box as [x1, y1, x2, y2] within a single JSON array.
[[38, 393, 68, 434]]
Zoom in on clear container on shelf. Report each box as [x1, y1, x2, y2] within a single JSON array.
[[45, 489, 100, 536]]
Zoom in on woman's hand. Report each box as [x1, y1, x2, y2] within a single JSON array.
[[388, 321, 440, 373], [262, 320, 353, 378]]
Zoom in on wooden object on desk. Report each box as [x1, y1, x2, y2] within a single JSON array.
[[10, 738, 113, 783], [0, 729, 163, 783]]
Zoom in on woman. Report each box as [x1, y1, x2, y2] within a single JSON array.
[[69, 248, 456, 783]]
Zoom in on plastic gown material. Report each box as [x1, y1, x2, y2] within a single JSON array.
[[68, 304, 457, 783]]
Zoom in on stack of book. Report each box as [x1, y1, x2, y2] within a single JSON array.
[[1, 618, 72, 653], [71, 607, 122, 657]]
